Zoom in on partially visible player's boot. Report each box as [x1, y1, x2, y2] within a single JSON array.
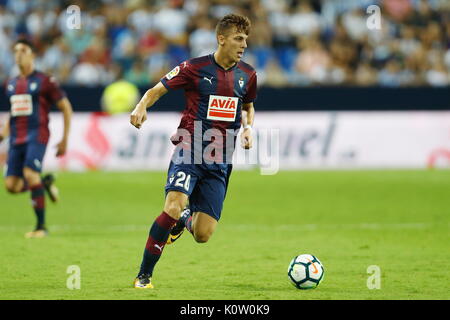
[[42, 173, 59, 203], [167, 208, 190, 244], [133, 273, 154, 289], [24, 228, 48, 239]]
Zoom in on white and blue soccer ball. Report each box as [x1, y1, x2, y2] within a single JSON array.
[[287, 254, 324, 289]]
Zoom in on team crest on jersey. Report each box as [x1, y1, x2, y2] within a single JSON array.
[[207, 95, 238, 122], [30, 82, 37, 91], [165, 66, 180, 80], [239, 77, 244, 88]]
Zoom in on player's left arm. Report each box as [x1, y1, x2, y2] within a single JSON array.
[[55, 97, 73, 157], [241, 102, 255, 149]]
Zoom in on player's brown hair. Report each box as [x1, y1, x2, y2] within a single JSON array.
[[14, 38, 36, 53], [216, 14, 251, 37]]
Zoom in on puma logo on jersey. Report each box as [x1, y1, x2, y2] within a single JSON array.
[[203, 76, 213, 84]]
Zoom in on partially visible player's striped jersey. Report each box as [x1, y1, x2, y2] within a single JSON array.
[[5, 70, 65, 145], [160, 53, 257, 165]]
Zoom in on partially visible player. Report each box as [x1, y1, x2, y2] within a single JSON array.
[[130, 14, 256, 288], [0, 39, 73, 238]]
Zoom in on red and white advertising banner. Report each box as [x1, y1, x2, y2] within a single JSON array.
[[0, 111, 449, 172]]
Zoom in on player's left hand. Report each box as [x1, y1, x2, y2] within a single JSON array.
[[241, 128, 253, 149], [56, 140, 67, 157]]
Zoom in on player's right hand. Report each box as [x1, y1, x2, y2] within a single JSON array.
[[130, 105, 147, 129]]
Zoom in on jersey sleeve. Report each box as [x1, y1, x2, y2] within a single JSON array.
[[44, 75, 66, 105], [243, 72, 257, 104], [160, 61, 192, 91]]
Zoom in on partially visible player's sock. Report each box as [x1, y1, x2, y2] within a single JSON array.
[[184, 215, 193, 234], [30, 184, 45, 230], [139, 211, 178, 276], [175, 209, 192, 233]]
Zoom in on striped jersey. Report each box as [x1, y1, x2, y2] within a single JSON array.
[[5, 70, 65, 145], [160, 53, 257, 164]]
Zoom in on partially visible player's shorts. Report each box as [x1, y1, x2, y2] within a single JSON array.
[[164, 161, 233, 221], [5, 142, 47, 177]]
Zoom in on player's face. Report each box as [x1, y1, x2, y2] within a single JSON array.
[[14, 43, 34, 67], [221, 28, 248, 63]]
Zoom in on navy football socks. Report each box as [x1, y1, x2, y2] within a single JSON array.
[[139, 211, 178, 276], [30, 184, 45, 230]]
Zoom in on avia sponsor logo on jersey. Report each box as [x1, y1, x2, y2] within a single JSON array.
[[207, 95, 238, 122], [10, 94, 33, 117]]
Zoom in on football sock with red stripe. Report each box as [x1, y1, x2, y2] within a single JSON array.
[[30, 184, 45, 230], [139, 211, 178, 276]]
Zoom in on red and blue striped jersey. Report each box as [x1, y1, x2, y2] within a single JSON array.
[[5, 70, 65, 146], [160, 54, 257, 163]]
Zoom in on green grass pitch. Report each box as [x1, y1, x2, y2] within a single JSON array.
[[0, 170, 449, 300]]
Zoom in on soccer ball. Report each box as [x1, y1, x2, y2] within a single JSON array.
[[287, 254, 324, 289]]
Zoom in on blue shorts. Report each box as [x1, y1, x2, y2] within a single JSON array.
[[164, 161, 233, 221], [5, 142, 47, 177]]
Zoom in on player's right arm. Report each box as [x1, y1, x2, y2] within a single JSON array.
[[0, 115, 9, 143], [130, 81, 168, 129]]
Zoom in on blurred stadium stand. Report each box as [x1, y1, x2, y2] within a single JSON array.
[[0, 0, 449, 111]]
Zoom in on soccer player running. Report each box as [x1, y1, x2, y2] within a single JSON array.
[[0, 39, 73, 238], [130, 14, 256, 288]]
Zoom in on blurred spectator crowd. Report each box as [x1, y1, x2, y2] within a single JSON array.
[[0, 0, 449, 87]]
